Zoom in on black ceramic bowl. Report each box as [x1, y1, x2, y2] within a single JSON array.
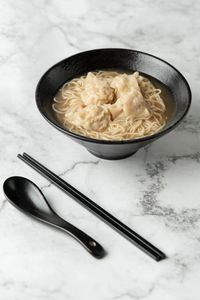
[[36, 49, 191, 160]]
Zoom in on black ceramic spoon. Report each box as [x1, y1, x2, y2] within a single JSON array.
[[3, 176, 105, 258]]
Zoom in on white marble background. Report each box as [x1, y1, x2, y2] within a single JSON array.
[[0, 0, 200, 299]]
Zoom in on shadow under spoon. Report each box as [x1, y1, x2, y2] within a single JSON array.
[[3, 176, 105, 259]]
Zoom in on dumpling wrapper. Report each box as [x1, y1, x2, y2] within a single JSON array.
[[74, 105, 111, 132], [106, 104, 123, 120], [110, 72, 139, 96], [110, 73, 151, 118], [81, 72, 114, 105]]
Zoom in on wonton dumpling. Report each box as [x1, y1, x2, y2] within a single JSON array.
[[106, 104, 122, 120], [110, 72, 139, 97], [75, 105, 111, 132], [118, 91, 150, 118], [110, 73, 150, 118], [81, 72, 114, 105]]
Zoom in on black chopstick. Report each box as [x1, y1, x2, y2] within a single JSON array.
[[18, 152, 166, 261]]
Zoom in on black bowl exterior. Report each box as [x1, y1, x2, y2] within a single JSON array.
[[36, 49, 191, 160], [70, 136, 151, 159]]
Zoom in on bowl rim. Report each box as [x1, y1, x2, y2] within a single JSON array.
[[35, 48, 192, 145]]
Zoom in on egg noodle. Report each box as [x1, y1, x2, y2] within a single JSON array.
[[52, 71, 166, 140]]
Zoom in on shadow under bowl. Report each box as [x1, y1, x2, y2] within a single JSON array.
[[36, 48, 191, 160]]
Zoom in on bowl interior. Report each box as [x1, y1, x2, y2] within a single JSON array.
[[36, 49, 191, 142]]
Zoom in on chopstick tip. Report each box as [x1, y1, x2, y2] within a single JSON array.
[[156, 253, 167, 262]]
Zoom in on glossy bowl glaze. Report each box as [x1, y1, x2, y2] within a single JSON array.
[[36, 49, 191, 160]]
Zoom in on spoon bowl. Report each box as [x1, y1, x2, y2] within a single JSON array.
[[4, 176, 53, 218]]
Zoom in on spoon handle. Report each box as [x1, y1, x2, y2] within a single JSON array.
[[53, 218, 105, 258]]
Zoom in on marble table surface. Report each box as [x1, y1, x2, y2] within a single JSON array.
[[0, 0, 200, 299]]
